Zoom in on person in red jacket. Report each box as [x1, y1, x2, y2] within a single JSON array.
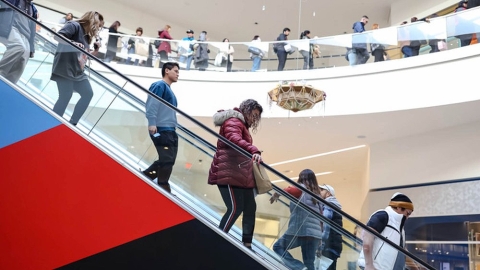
[[157, 25, 173, 67], [208, 99, 263, 249]]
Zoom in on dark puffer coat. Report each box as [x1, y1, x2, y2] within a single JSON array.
[[208, 108, 261, 188]]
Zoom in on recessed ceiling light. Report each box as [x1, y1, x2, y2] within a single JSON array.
[[269, 145, 366, 166], [357, 135, 366, 139]]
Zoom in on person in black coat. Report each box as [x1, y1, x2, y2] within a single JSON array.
[[104, 20, 121, 62]]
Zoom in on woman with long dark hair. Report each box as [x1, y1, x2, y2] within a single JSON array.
[[208, 99, 263, 249], [104, 20, 120, 62], [299, 30, 314, 69], [222, 38, 234, 72], [51, 11, 104, 125], [270, 169, 323, 270]]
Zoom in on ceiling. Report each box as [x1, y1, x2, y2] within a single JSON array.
[[37, 0, 394, 43], [121, 0, 394, 41]]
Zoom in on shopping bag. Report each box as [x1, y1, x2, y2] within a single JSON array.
[[135, 40, 149, 57], [437, 41, 447, 51], [314, 255, 333, 270], [253, 162, 272, 194]]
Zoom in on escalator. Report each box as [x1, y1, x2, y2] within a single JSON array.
[[0, 2, 435, 269]]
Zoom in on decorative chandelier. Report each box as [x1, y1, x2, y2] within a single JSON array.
[[268, 82, 326, 112]]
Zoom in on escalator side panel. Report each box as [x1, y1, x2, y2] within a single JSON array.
[[0, 83, 265, 270], [0, 79, 60, 148]]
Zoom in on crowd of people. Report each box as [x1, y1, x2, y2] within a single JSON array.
[[0, 2, 475, 269]]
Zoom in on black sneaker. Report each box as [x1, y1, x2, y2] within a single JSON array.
[[140, 168, 156, 180]]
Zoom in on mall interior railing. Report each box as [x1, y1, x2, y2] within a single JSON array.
[[34, 5, 480, 72]]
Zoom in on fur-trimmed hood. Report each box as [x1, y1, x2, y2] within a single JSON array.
[[213, 108, 245, 127]]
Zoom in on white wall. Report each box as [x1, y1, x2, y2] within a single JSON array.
[[390, 0, 459, 25], [91, 44, 480, 118], [369, 120, 480, 190]]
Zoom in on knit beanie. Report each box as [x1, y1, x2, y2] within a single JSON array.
[[388, 192, 414, 211]]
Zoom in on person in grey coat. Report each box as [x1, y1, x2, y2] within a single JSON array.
[[270, 169, 323, 270], [194, 31, 210, 70], [0, 0, 37, 84]]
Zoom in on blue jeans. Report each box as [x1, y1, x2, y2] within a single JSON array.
[[251, 56, 261, 71], [179, 55, 194, 70], [126, 47, 139, 65], [349, 48, 369, 66], [273, 234, 321, 270], [401, 46, 414, 58]]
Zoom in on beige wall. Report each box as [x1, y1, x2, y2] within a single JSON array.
[[390, 0, 459, 25], [369, 120, 480, 190], [365, 120, 480, 218]]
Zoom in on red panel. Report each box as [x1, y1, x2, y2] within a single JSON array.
[[0, 125, 194, 269]]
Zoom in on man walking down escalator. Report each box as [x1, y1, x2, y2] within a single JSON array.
[[358, 193, 415, 270], [0, 0, 37, 84], [142, 62, 180, 193]]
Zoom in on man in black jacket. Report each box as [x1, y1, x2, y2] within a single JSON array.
[[0, 0, 37, 83], [275, 27, 290, 71]]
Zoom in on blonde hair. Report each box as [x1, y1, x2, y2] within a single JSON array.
[[164, 24, 171, 31], [372, 23, 379, 30], [77, 11, 104, 44]]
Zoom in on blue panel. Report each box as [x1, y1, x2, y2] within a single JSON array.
[[0, 80, 60, 149]]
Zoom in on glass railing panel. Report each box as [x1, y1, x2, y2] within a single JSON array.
[[446, 7, 480, 49], [311, 35, 353, 68]]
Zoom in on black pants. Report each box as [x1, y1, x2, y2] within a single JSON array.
[[226, 60, 232, 72], [218, 185, 256, 243], [53, 78, 93, 125], [143, 130, 178, 192], [277, 51, 287, 71], [322, 250, 340, 270], [159, 51, 168, 68], [372, 49, 384, 62]]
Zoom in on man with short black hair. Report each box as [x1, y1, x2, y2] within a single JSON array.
[[179, 29, 195, 70], [59, 12, 73, 24], [350, 15, 370, 66], [275, 27, 290, 71], [358, 192, 414, 270], [143, 62, 180, 193]]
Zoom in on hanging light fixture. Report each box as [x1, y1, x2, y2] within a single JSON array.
[[268, 81, 326, 112]]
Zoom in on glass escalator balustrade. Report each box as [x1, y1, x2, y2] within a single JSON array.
[[0, 2, 440, 269]]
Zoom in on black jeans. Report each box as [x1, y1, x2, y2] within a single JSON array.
[[218, 185, 256, 243], [53, 78, 93, 125], [372, 49, 384, 62], [277, 51, 288, 71], [322, 250, 340, 270], [143, 130, 178, 191]]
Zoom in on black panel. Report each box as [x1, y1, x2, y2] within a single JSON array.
[[58, 219, 267, 270]]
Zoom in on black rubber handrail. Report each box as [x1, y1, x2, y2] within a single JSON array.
[[4, 2, 433, 268]]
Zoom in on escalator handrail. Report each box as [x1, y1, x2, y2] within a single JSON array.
[[6, 2, 433, 268], [34, 32, 365, 254]]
